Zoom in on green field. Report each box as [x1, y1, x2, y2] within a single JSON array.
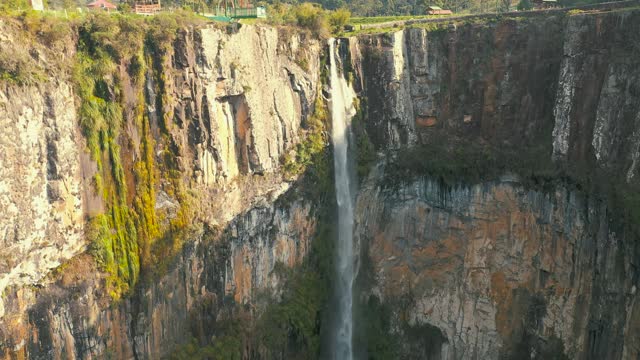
[[349, 13, 454, 25]]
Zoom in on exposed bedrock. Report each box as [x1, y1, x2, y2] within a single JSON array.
[[349, 8, 640, 360], [0, 21, 321, 359]]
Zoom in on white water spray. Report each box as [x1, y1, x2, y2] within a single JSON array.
[[328, 38, 357, 360]]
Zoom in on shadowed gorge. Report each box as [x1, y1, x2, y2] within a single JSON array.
[[1, 5, 640, 360]]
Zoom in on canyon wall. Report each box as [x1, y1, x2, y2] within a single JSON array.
[[350, 8, 640, 360], [0, 17, 323, 359], [355, 171, 639, 359]]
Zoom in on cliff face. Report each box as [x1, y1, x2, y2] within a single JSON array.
[[8, 198, 315, 359], [0, 18, 322, 359], [350, 8, 640, 360], [2, 7, 640, 360], [355, 171, 638, 359], [0, 79, 85, 319]]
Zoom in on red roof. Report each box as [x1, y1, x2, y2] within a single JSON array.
[[87, 0, 117, 10]]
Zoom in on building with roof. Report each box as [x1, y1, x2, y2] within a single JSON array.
[[135, 0, 161, 15], [427, 6, 453, 15]]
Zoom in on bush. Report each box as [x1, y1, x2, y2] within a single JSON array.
[[41, 19, 73, 46], [0, 47, 43, 85], [0, 0, 29, 12], [294, 3, 330, 38], [328, 7, 351, 33], [517, 0, 533, 10], [170, 336, 241, 360], [118, 2, 132, 12], [266, 2, 351, 37], [283, 89, 329, 180]]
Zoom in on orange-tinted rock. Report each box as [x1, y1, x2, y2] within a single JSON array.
[[356, 174, 640, 359], [416, 116, 438, 127]]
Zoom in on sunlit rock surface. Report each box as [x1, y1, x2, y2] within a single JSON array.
[[0, 21, 320, 359]]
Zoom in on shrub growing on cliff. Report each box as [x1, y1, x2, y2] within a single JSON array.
[[256, 268, 327, 356], [328, 7, 351, 33], [18, 11, 75, 49], [0, 49, 44, 85], [0, 12, 75, 85], [295, 3, 331, 38], [283, 89, 330, 184], [170, 336, 241, 360], [264, 2, 353, 37], [351, 98, 376, 180]]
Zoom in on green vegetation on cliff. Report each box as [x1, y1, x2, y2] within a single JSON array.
[[352, 98, 376, 180], [0, 11, 74, 84], [65, 12, 206, 298], [75, 14, 145, 297], [256, 226, 334, 356], [283, 93, 329, 180], [386, 135, 640, 247]]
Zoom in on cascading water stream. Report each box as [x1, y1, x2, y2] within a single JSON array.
[[328, 38, 357, 360]]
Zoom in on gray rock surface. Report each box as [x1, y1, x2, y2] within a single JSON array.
[[0, 83, 85, 318]]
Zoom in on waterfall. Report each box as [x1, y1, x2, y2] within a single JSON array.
[[328, 38, 357, 360]]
